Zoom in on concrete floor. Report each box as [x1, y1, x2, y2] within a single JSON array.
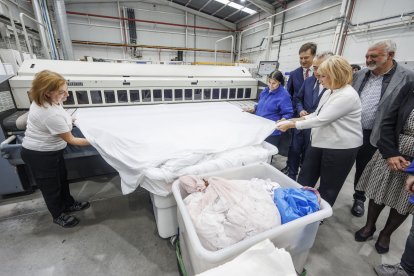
[[0, 157, 412, 276]]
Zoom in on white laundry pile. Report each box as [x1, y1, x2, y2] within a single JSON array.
[[181, 175, 281, 251], [196, 239, 296, 276], [74, 102, 276, 194], [142, 142, 276, 196]]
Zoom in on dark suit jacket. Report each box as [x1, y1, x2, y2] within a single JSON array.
[[378, 81, 414, 159], [286, 67, 305, 97], [353, 64, 414, 146], [293, 75, 325, 114]]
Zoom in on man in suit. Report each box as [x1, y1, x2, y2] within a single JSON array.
[[281, 42, 317, 174], [286, 42, 317, 97], [351, 40, 414, 217], [285, 51, 334, 180]]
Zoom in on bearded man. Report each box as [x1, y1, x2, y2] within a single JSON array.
[[351, 40, 414, 217]]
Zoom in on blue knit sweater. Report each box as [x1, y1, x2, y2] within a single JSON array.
[[255, 85, 293, 136]]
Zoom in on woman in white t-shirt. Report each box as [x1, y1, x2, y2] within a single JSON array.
[[21, 70, 91, 228], [277, 56, 363, 207]]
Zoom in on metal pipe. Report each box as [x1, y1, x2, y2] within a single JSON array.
[[347, 20, 414, 35], [71, 40, 231, 53], [240, 18, 338, 55], [19, 13, 51, 59], [241, 0, 341, 33], [0, 135, 16, 150], [66, 11, 233, 32], [243, 28, 335, 55], [215, 35, 234, 64], [117, 1, 126, 59], [185, 11, 188, 62], [275, 7, 286, 64], [267, 17, 339, 39], [32, 0, 56, 59], [54, 0, 74, 60], [0, 0, 23, 57], [266, 0, 312, 20], [350, 11, 414, 27], [238, 21, 271, 62], [40, 0, 59, 59]]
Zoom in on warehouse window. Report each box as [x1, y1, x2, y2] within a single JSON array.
[[90, 90, 102, 104], [117, 90, 128, 103], [229, 88, 236, 99], [153, 89, 162, 102], [237, 88, 244, 99], [185, 89, 192, 100], [174, 89, 183, 101], [212, 88, 220, 99], [221, 88, 228, 100], [245, 88, 251, 98], [104, 90, 115, 103], [76, 90, 89, 104], [203, 88, 211, 100], [142, 89, 151, 102], [130, 90, 140, 102], [164, 89, 173, 101], [194, 89, 202, 100]]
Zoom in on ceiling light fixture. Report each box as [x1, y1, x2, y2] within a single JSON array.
[[212, 0, 256, 14]]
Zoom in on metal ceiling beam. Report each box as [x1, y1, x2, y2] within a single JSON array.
[[223, 2, 253, 20], [199, 0, 213, 11], [211, 2, 229, 16], [157, 0, 236, 30], [247, 0, 275, 14], [184, 0, 193, 7]]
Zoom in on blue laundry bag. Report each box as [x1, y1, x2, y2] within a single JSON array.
[[274, 188, 320, 224]]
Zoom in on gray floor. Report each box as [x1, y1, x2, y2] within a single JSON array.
[[0, 157, 412, 276]]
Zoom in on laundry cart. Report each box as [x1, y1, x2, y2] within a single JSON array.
[[172, 162, 333, 275], [145, 142, 278, 238]]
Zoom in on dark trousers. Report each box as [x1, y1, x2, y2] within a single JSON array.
[[353, 129, 377, 202], [265, 135, 282, 148], [21, 147, 74, 219], [286, 128, 311, 180], [297, 146, 359, 207], [401, 217, 414, 275]]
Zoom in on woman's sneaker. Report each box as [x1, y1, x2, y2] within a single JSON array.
[[53, 214, 79, 228], [65, 201, 90, 213]]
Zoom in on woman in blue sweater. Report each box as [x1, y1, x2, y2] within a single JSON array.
[[252, 70, 293, 147]]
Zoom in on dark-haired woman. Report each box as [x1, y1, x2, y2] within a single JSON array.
[[250, 70, 293, 148]]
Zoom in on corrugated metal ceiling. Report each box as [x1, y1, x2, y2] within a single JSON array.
[[170, 0, 290, 24]]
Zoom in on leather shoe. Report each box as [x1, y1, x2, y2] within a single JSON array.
[[375, 241, 389, 254], [281, 166, 289, 175], [351, 199, 365, 217], [355, 226, 376, 242]]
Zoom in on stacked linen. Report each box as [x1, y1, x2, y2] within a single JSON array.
[[142, 142, 276, 196], [74, 102, 276, 194], [181, 176, 282, 251]]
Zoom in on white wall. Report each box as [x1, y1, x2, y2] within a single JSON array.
[[237, 0, 414, 74], [65, 1, 234, 63], [342, 0, 414, 66]]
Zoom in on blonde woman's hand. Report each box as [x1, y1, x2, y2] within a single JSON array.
[[276, 120, 294, 132]]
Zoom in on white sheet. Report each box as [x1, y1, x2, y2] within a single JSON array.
[[74, 102, 276, 194], [196, 239, 296, 276], [142, 143, 276, 196]]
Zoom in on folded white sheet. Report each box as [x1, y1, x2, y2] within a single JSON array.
[[74, 102, 276, 194]]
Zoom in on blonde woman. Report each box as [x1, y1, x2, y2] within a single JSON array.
[[21, 70, 90, 228], [277, 56, 363, 206]]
